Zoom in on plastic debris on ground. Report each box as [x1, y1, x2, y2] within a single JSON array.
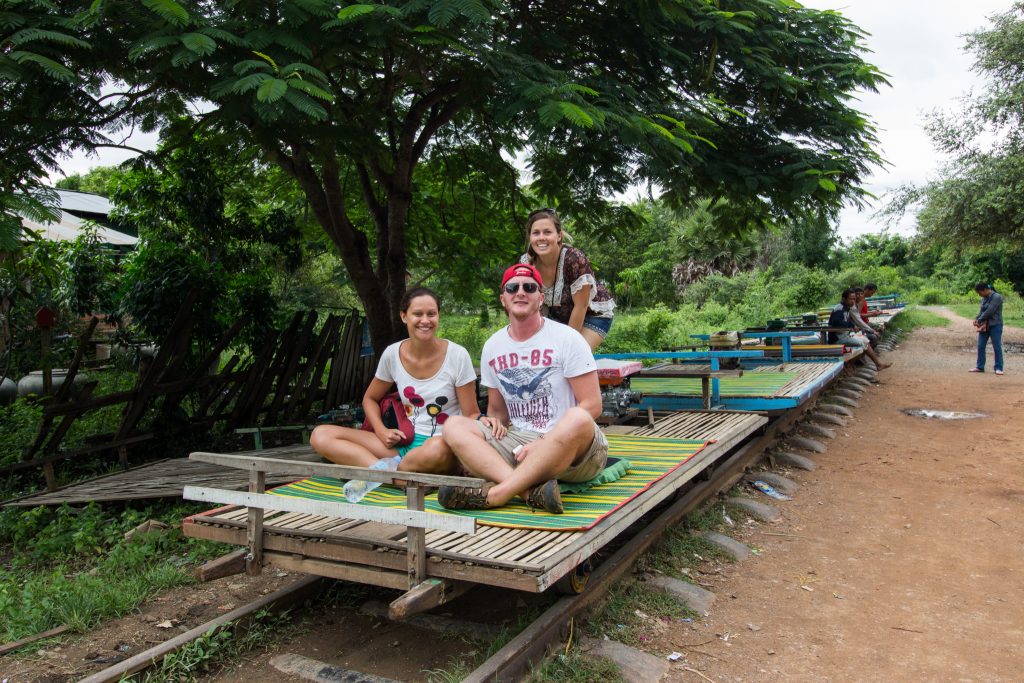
[[751, 480, 792, 501]]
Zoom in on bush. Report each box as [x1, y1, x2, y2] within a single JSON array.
[[439, 315, 503, 362], [913, 288, 950, 305], [602, 306, 688, 353], [775, 265, 836, 312], [0, 399, 44, 466]]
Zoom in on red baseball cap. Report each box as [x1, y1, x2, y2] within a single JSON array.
[[501, 263, 543, 289]]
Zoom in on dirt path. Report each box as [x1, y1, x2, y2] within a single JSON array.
[[654, 308, 1024, 682]]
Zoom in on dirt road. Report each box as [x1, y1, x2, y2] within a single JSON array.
[[655, 308, 1024, 682]]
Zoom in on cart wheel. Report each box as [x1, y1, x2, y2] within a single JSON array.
[[555, 558, 593, 595]]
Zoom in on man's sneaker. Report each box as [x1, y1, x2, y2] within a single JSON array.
[[437, 482, 494, 510], [523, 479, 563, 514]]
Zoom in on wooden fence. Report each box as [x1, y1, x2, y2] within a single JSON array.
[[3, 292, 374, 491]]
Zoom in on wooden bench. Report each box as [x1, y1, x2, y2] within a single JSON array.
[[639, 365, 744, 409]]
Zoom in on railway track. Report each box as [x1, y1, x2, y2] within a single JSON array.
[[72, 368, 858, 683]]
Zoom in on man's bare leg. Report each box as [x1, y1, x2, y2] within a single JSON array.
[[863, 344, 891, 370]]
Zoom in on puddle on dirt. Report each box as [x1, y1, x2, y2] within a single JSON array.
[[902, 408, 986, 420]]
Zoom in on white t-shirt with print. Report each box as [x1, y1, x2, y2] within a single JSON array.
[[480, 319, 596, 433], [375, 340, 476, 437]]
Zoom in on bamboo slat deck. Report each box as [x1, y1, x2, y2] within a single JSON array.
[[3, 445, 321, 507], [634, 360, 844, 411], [182, 411, 768, 593]]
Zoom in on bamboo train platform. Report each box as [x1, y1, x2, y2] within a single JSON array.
[[2, 445, 324, 508], [181, 410, 767, 614], [633, 360, 845, 412]]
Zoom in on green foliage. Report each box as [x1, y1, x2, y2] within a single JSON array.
[[775, 265, 836, 312], [913, 288, 951, 305], [0, 399, 44, 466], [13, 0, 888, 352], [119, 240, 227, 343], [525, 650, 624, 683], [438, 315, 502, 363], [54, 166, 121, 196], [0, 1, 108, 242], [785, 210, 840, 269], [110, 133, 317, 353], [57, 223, 119, 316], [584, 581, 690, 647], [601, 306, 687, 353], [841, 233, 911, 269], [0, 501, 226, 641]]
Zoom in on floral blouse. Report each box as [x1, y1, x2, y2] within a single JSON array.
[[520, 246, 615, 324]]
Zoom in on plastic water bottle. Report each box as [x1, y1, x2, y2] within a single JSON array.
[[343, 456, 401, 503], [751, 480, 792, 501]]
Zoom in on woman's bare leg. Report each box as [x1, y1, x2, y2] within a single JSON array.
[[309, 425, 397, 467]]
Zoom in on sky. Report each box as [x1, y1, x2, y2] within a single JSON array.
[[57, 1, 1013, 242], [799, 0, 1012, 241]]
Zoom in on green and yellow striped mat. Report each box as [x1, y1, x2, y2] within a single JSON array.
[[267, 434, 710, 532], [631, 371, 798, 397]]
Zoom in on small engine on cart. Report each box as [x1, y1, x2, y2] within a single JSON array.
[[596, 359, 643, 424], [601, 382, 635, 420]]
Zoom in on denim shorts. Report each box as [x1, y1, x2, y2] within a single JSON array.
[[583, 314, 613, 338]]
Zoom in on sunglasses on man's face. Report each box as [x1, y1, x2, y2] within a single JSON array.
[[504, 282, 540, 294]]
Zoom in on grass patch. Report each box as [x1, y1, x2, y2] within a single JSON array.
[[879, 307, 950, 345], [0, 502, 230, 642], [526, 649, 625, 683], [584, 581, 690, 647], [893, 308, 951, 329], [134, 607, 298, 682], [950, 303, 1024, 328]]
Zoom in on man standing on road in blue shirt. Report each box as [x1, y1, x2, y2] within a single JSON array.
[[970, 282, 1004, 375]]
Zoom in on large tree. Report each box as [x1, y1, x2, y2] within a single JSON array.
[[887, 3, 1024, 248], [10, 1, 886, 353]]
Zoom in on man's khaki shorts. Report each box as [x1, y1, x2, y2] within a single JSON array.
[[475, 421, 609, 483]]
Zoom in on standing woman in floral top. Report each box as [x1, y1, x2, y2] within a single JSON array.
[[519, 208, 615, 350]]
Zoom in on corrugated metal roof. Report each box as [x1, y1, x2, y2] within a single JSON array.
[[21, 211, 137, 246], [54, 189, 112, 215]]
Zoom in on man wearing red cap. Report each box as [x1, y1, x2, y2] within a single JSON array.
[[438, 264, 608, 513]]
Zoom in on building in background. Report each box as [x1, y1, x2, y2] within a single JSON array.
[[21, 189, 137, 247]]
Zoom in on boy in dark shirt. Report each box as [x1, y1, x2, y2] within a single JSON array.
[[829, 289, 891, 370]]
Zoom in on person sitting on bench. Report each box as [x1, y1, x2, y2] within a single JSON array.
[[860, 283, 882, 319], [828, 288, 891, 370], [437, 264, 609, 514], [309, 287, 497, 476], [850, 287, 880, 347]]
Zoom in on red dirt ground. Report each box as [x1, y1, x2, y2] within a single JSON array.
[[652, 308, 1024, 681]]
